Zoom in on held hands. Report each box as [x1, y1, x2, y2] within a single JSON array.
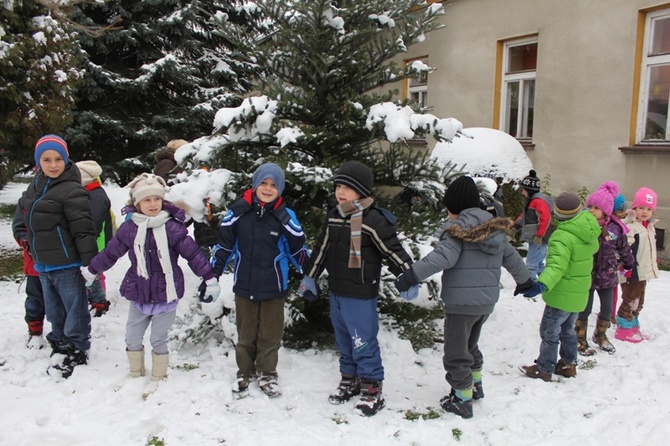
[[513, 279, 545, 298], [618, 265, 633, 279], [395, 269, 419, 292], [400, 285, 420, 301], [80, 266, 97, 287], [298, 276, 319, 302], [199, 277, 221, 303], [533, 235, 543, 246]]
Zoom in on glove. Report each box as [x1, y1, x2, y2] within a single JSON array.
[[199, 277, 221, 303], [395, 269, 419, 292], [514, 278, 544, 297], [619, 266, 632, 279], [533, 235, 543, 246], [299, 276, 319, 302], [80, 266, 97, 287], [522, 280, 544, 298], [400, 284, 420, 301]]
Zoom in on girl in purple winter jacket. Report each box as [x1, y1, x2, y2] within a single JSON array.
[[575, 181, 635, 355], [81, 173, 220, 398]]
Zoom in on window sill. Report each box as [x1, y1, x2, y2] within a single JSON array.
[[619, 144, 670, 153], [517, 139, 535, 150], [406, 138, 427, 146]]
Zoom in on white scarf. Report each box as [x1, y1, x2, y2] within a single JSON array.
[[131, 211, 178, 302]]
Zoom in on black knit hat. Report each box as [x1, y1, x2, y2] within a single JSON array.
[[333, 161, 373, 198], [554, 192, 582, 221], [521, 169, 541, 192], [443, 176, 481, 214]]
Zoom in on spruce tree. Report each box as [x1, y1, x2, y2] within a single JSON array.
[[0, 0, 82, 172], [65, 0, 261, 179]]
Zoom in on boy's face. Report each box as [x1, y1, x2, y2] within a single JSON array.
[[39, 150, 66, 179], [335, 183, 361, 203], [255, 178, 279, 204], [635, 206, 654, 222], [137, 196, 163, 216], [587, 205, 605, 221], [521, 189, 529, 199]]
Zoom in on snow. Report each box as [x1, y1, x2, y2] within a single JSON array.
[[1, 181, 669, 445], [431, 127, 534, 182]]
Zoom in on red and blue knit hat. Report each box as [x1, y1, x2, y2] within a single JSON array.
[[34, 134, 69, 166]]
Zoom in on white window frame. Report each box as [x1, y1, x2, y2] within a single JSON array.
[[408, 59, 428, 109], [637, 8, 670, 143], [500, 37, 537, 140]]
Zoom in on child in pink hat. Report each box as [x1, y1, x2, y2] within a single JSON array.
[[616, 187, 659, 342]]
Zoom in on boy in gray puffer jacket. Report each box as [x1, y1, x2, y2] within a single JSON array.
[[395, 176, 536, 419]]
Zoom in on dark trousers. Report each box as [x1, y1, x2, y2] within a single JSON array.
[[442, 313, 489, 391], [578, 287, 614, 322], [24, 275, 45, 327], [235, 295, 285, 378]]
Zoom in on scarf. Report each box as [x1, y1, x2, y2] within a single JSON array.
[[130, 211, 178, 302], [337, 197, 374, 269]]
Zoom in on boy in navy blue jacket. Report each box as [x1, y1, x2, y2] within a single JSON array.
[[212, 163, 308, 398]]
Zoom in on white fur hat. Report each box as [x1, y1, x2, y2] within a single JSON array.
[[76, 160, 102, 186], [127, 173, 170, 205]]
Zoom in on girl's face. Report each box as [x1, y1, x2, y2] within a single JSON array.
[[335, 184, 361, 204], [255, 178, 279, 204], [39, 150, 66, 179], [137, 196, 163, 216], [587, 205, 605, 221], [635, 206, 654, 222]]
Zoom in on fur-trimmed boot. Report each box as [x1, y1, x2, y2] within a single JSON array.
[[575, 319, 595, 356], [127, 348, 145, 378], [592, 317, 616, 353], [142, 352, 168, 400]]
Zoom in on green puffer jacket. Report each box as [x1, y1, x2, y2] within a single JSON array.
[[539, 210, 600, 313]]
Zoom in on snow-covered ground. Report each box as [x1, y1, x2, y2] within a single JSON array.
[[0, 181, 668, 446]]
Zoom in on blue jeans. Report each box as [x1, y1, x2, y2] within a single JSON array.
[[330, 293, 383, 381], [24, 275, 45, 325], [536, 306, 578, 374], [526, 242, 548, 280], [40, 268, 91, 352]]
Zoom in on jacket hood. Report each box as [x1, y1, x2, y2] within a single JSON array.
[[557, 210, 600, 243], [442, 208, 513, 255]]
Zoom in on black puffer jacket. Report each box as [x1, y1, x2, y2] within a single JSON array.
[[304, 205, 413, 299], [22, 163, 98, 268]]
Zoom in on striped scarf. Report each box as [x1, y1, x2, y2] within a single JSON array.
[[337, 197, 374, 269]]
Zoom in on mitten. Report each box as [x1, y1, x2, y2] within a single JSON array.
[[80, 266, 97, 287], [618, 265, 632, 279], [533, 235, 543, 246], [400, 284, 420, 301], [523, 280, 545, 298], [395, 269, 419, 292], [299, 276, 319, 302], [199, 277, 221, 303]]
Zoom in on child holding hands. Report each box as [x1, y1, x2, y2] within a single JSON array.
[[81, 173, 219, 398]]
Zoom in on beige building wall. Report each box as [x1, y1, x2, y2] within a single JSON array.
[[398, 0, 670, 255]]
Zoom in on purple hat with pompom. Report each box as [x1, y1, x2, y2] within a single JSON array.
[[586, 181, 619, 217]]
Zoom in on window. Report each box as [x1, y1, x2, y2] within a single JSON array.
[[407, 58, 429, 109], [639, 9, 670, 142], [501, 37, 537, 140]]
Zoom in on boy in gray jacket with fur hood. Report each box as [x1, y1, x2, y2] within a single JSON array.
[[396, 176, 537, 419]]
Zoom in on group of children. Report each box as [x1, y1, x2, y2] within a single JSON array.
[[15, 134, 660, 418]]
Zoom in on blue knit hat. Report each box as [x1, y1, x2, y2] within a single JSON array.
[[34, 134, 69, 166], [252, 163, 285, 196], [613, 193, 626, 212]]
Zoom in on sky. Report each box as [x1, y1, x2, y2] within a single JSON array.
[[1, 165, 669, 445]]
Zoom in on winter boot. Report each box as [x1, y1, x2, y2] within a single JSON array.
[[142, 352, 168, 399], [614, 316, 644, 343], [519, 364, 552, 382], [258, 373, 282, 398], [355, 379, 385, 416], [592, 317, 616, 353], [49, 347, 87, 379], [127, 348, 145, 378], [575, 319, 596, 356], [553, 359, 577, 378], [26, 321, 46, 349], [92, 300, 111, 317], [440, 388, 474, 419], [328, 374, 361, 404], [471, 369, 484, 400]]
